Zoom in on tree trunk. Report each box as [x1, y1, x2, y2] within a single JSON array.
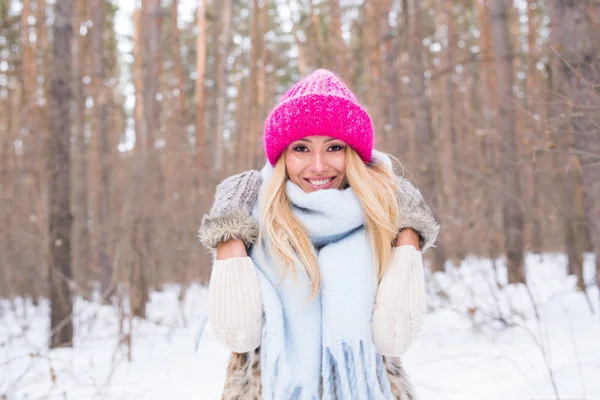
[[381, 1, 401, 157], [213, 0, 233, 174], [71, 0, 91, 296], [49, 0, 74, 349], [0, 1, 13, 295], [291, 22, 308, 77], [245, 0, 262, 171], [489, 0, 525, 284], [195, 0, 207, 187], [91, 0, 113, 298], [171, 0, 186, 121], [21, 0, 43, 301], [475, 0, 504, 259], [437, 0, 458, 261], [309, 0, 326, 67], [328, 0, 350, 82], [526, 0, 543, 252], [406, 0, 444, 272], [549, 0, 598, 292], [364, 0, 385, 147], [255, 0, 268, 169], [129, 1, 153, 318]]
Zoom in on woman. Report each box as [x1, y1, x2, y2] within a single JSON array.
[[199, 69, 439, 399]]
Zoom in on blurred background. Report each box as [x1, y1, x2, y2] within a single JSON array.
[[1, 0, 599, 398]]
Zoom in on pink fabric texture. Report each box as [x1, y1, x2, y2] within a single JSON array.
[[263, 69, 374, 165]]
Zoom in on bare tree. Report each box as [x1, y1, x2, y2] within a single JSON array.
[[328, 0, 350, 83], [437, 0, 459, 261], [0, 0, 14, 296], [364, 0, 385, 147], [195, 0, 208, 185], [309, 0, 326, 67], [474, 0, 503, 260], [91, 0, 113, 297], [525, 0, 543, 252], [213, 0, 233, 173], [244, 0, 264, 171], [48, 0, 74, 348], [489, 0, 525, 283], [71, 0, 92, 295], [406, 0, 444, 272], [549, 0, 599, 291]]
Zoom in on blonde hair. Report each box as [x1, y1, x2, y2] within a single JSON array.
[[257, 147, 399, 298]]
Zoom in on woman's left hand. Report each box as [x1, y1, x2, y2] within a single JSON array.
[[395, 228, 421, 250]]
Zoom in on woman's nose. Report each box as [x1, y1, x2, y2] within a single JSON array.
[[310, 153, 327, 173]]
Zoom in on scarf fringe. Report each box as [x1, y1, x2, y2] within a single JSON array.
[[261, 338, 394, 400]]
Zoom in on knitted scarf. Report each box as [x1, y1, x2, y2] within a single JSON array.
[[249, 159, 394, 399]]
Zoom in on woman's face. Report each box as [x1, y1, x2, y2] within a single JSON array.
[[284, 135, 347, 192]]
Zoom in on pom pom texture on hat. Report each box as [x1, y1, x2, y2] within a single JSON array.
[[263, 69, 374, 165]]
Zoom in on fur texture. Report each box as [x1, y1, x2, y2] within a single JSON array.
[[222, 348, 263, 400], [198, 170, 262, 254], [395, 176, 440, 253], [383, 356, 416, 399], [221, 348, 415, 399], [198, 210, 259, 256]]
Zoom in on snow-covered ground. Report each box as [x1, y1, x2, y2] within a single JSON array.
[[2, 253, 599, 399]]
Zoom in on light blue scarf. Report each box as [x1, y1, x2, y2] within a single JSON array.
[[249, 154, 394, 399]]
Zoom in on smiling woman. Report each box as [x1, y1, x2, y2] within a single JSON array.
[[285, 136, 348, 192], [198, 69, 440, 400]]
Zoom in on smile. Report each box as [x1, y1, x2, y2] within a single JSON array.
[[304, 177, 335, 189], [309, 178, 333, 186]]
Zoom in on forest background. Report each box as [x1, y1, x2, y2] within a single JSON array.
[[0, 0, 598, 352]]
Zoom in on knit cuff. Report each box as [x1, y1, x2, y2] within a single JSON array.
[[198, 209, 259, 252]]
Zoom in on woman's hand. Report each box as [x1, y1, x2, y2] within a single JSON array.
[[216, 238, 248, 260], [395, 228, 420, 250], [198, 170, 262, 252], [394, 175, 440, 252]]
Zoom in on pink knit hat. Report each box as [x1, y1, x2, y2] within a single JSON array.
[[263, 69, 374, 165]]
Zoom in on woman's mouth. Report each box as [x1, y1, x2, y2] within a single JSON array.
[[304, 177, 335, 190]]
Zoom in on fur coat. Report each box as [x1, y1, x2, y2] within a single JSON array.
[[221, 347, 415, 400]]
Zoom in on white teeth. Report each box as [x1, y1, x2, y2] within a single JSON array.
[[308, 178, 333, 186]]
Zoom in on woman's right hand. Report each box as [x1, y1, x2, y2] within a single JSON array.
[[216, 238, 248, 260], [198, 170, 262, 253]]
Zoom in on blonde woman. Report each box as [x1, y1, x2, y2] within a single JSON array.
[[199, 69, 439, 399]]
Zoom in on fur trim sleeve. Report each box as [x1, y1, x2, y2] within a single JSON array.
[[395, 176, 440, 252], [198, 170, 262, 253], [198, 209, 259, 251]]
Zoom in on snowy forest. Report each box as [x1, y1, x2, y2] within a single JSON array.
[[1, 0, 599, 398]]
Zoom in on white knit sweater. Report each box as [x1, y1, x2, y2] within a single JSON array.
[[208, 245, 426, 356]]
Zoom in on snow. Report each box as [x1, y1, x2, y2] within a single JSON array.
[[2, 253, 599, 399]]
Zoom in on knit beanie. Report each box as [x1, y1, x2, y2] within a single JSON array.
[[263, 69, 374, 166]]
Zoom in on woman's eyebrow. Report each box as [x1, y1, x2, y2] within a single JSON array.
[[298, 137, 337, 143]]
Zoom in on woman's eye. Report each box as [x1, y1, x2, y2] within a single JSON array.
[[328, 145, 344, 152], [293, 145, 308, 152]]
